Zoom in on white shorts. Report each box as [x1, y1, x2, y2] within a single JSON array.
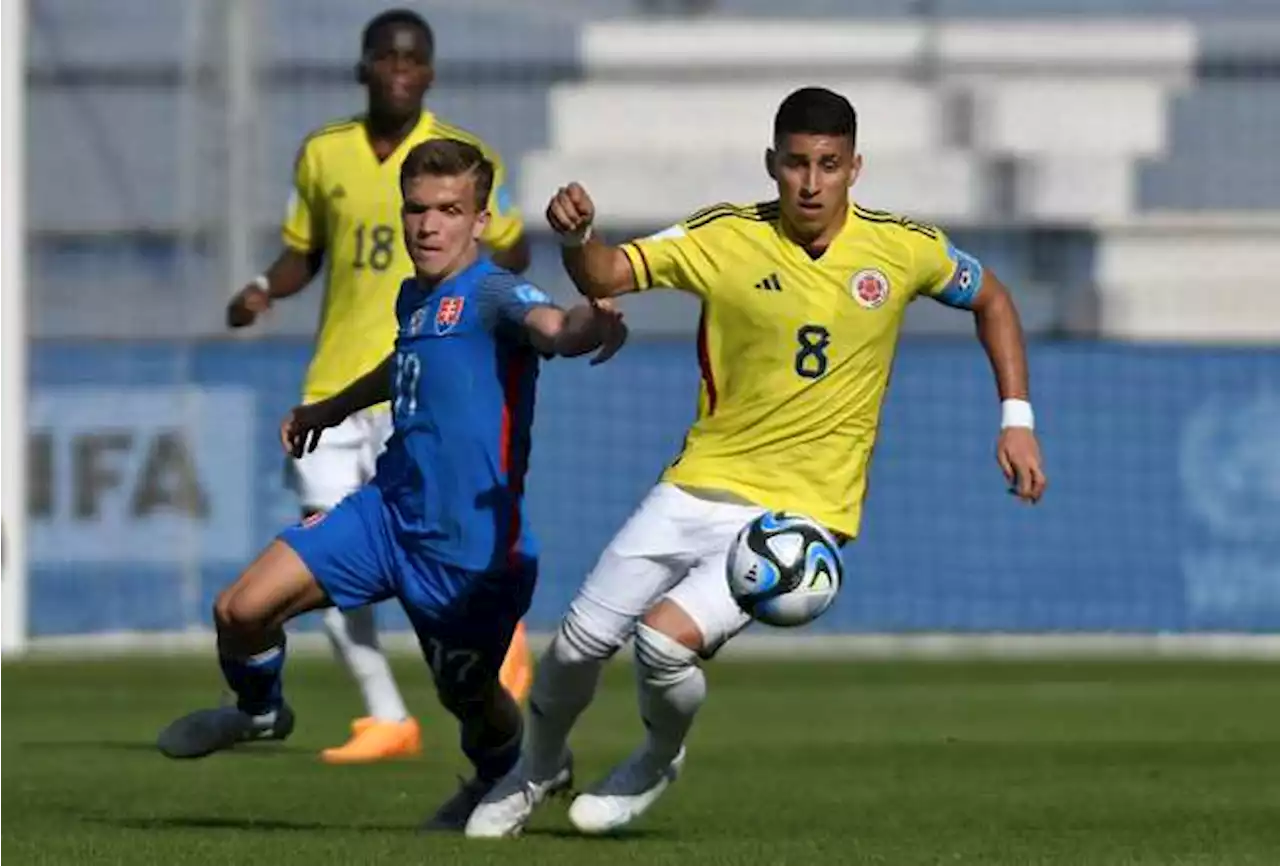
[[568, 483, 767, 657], [287, 407, 393, 512]]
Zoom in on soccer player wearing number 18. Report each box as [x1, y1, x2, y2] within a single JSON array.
[[466, 87, 1048, 838], [224, 9, 533, 764]]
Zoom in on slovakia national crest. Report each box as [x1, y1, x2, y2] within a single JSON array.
[[435, 297, 465, 334], [408, 307, 427, 336], [850, 268, 890, 310]]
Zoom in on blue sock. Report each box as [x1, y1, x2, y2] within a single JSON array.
[[219, 640, 286, 717]]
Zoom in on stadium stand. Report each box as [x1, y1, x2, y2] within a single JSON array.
[[27, 2, 1280, 340]]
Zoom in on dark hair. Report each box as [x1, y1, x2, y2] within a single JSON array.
[[400, 139, 494, 210], [361, 8, 434, 63], [773, 87, 857, 148]]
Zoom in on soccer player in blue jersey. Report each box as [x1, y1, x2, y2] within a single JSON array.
[[157, 138, 627, 829]]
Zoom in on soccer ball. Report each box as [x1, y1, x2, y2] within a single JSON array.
[[726, 511, 843, 628]]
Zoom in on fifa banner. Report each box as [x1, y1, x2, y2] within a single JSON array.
[[29, 388, 255, 566], [23, 341, 1280, 638]]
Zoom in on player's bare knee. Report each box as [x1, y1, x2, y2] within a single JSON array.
[[641, 599, 705, 653], [634, 621, 700, 687], [212, 587, 243, 632], [216, 590, 270, 637], [212, 596, 230, 631]]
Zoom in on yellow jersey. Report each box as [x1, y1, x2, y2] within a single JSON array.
[[619, 201, 983, 538], [283, 110, 524, 403]]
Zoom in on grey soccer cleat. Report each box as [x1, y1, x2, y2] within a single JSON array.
[[157, 703, 295, 759]]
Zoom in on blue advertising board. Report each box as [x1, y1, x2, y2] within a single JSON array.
[[26, 338, 1280, 636]]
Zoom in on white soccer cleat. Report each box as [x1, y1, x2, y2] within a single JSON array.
[[463, 752, 573, 839], [567, 745, 686, 835]]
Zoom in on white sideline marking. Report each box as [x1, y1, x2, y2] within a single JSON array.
[[18, 631, 1280, 661]]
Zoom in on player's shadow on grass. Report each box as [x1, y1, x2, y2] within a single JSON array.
[[21, 740, 308, 757], [103, 816, 666, 838], [524, 827, 668, 841], [97, 815, 405, 834], [21, 740, 164, 753]]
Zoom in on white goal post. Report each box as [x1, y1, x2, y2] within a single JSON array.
[[1, 0, 27, 657]]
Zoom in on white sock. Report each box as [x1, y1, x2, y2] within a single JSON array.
[[525, 624, 608, 780], [322, 606, 409, 722], [634, 622, 705, 767]]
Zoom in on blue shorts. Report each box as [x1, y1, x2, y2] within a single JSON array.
[[279, 484, 536, 695]]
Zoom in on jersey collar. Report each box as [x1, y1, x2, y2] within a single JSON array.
[[363, 109, 435, 167], [413, 254, 491, 299], [779, 203, 856, 264]]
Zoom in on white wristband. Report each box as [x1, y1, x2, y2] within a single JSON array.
[[1001, 398, 1034, 430], [559, 224, 594, 248], [250, 274, 270, 292]]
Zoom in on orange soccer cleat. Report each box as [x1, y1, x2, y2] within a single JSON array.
[[320, 716, 422, 765], [499, 621, 534, 705]]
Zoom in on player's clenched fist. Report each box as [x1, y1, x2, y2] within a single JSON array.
[[227, 282, 272, 329], [547, 183, 595, 243]]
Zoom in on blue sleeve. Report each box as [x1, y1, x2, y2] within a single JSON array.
[[931, 242, 984, 310], [476, 270, 557, 332]]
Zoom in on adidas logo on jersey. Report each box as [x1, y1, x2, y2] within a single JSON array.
[[754, 273, 782, 293]]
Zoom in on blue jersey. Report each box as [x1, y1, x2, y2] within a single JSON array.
[[373, 257, 554, 572]]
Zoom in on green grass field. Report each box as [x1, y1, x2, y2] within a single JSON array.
[[4, 655, 1280, 865]]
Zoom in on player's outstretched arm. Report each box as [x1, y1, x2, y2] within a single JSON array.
[[227, 248, 324, 329], [969, 272, 1047, 504], [280, 353, 393, 457], [522, 302, 628, 365], [547, 183, 638, 300]]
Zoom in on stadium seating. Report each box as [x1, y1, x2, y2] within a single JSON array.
[[526, 19, 1195, 226], [517, 16, 1277, 340], [23, 1, 1280, 342], [1083, 214, 1280, 340]]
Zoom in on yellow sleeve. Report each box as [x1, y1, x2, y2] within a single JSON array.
[[281, 141, 323, 253], [618, 217, 716, 298], [480, 148, 524, 252], [910, 227, 985, 309]]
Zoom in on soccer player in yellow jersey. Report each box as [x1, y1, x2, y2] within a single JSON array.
[[467, 86, 1047, 838], [225, 9, 532, 765]]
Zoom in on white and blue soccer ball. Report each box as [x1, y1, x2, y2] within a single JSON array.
[[726, 511, 844, 628]]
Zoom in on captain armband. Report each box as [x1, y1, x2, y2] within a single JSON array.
[[933, 244, 984, 309]]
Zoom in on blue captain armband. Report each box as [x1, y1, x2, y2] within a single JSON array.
[[934, 244, 984, 309]]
